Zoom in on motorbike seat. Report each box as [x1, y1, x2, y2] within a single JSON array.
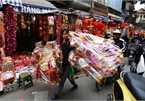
[[124, 72, 145, 100]]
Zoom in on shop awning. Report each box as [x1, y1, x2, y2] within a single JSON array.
[[0, 0, 22, 8], [110, 16, 124, 22], [14, 0, 58, 14], [108, 13, 124, 22], [21, 0, 56, 9], [93, 14, 109, 22]]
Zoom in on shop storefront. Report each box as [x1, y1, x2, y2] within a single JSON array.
[[92, 1, 109, 22], [0, 0, 59, 93]]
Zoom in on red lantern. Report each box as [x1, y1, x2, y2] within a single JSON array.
[[93, 21, 106, 32]]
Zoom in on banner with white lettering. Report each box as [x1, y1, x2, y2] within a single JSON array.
[[13, 5, 58, 14]]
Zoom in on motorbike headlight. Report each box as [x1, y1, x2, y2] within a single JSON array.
[[130, 51, 134, 54]]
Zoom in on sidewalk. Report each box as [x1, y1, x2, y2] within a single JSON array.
[[0, 80, 57, 101]]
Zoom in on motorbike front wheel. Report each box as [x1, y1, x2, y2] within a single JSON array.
[[96, 78, 106, 91]]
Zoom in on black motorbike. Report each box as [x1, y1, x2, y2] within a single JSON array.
[[130, 41, 145, 75], [127, 43, 143, 65]]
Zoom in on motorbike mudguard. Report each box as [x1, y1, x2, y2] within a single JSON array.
[[113, 79, 136, 101]]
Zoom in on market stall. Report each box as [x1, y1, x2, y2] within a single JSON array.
[[0, 0, 59, 93]]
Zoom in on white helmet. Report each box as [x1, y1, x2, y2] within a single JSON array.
[[113, 29, 121, 34]]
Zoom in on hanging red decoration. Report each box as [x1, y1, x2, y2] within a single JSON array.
[[4, 6, 17, 54], [108, 20, 117, 27], [93, 21, 106, 32], [83, 19, 90, 28]]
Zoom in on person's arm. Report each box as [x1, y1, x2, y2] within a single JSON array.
[[120, 39, 127, 53], [67, 40, 76, 51]]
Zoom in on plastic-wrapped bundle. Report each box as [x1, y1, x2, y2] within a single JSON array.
[[69, 51, 103, 83], [31, 41, 62, 85], [68, 31, 124, 82]]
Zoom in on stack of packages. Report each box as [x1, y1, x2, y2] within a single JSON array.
[[68, 31, 124, 83], [0, 11, 17, 92], [0, 57, 17, 92], [31, 41, 62, 85]]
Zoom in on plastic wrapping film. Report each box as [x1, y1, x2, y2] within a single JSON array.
[[68, 31, 124, 83], [31, 41, 62, 85]]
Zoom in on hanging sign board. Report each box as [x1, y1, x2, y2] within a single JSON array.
[[13, 5, 58, 14]]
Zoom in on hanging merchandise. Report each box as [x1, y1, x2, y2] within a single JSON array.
[[20, 13, 26, 30], [15, 14, 18, 31], [30, 14, 36, 34], [74, 13, 85, 32], [83, 18, 95, 34], [48, 16, 54, 35], [69, 16, 75, 31], [0, 11, 5, 62], [43, 15, 48, 41], [69, 16, 75, 25], [27, 14, 31, 37], [0, 12, 4, 34], [43, 16, 47, 35], [63, 15, 68, 23], [0, 11, 5, 48], [20, 13, 27, 38], [4, 6, 17, 54], [48, 16, 54, 26], [75, 19, 83, 33], [39, 15, 43, 37], [61, 15, 68, 30], [31, 14, 35, 24], [0, 12, 5, 49], [56, 14, 62, 44], [108, 20, 117, 33], [93, 21, 106, 37]]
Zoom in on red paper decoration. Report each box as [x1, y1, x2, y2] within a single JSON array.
[[4, 6, 17, 54]]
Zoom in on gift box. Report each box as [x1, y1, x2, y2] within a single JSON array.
[[1, 62, 15, 85]]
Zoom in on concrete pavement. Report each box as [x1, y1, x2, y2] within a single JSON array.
[[0, 58, 130, 101]]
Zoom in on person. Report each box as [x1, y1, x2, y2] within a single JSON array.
[[110, 29, 127, 54], [130, 33, 143, 44], [51, 29, 78, 100], [104, 32, 111, 39]]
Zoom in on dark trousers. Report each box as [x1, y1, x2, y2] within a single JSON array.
[[56, 66, 76, 96]]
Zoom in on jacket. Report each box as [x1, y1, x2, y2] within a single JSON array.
[[60, 39, 74, 68]]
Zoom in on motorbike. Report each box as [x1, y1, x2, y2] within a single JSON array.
[[130, 55, 145, 77], [96, 62, 125, 91], [107, 72, 145, 101], [130, 41, 145, 77], [127, 43, 143, 65]]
